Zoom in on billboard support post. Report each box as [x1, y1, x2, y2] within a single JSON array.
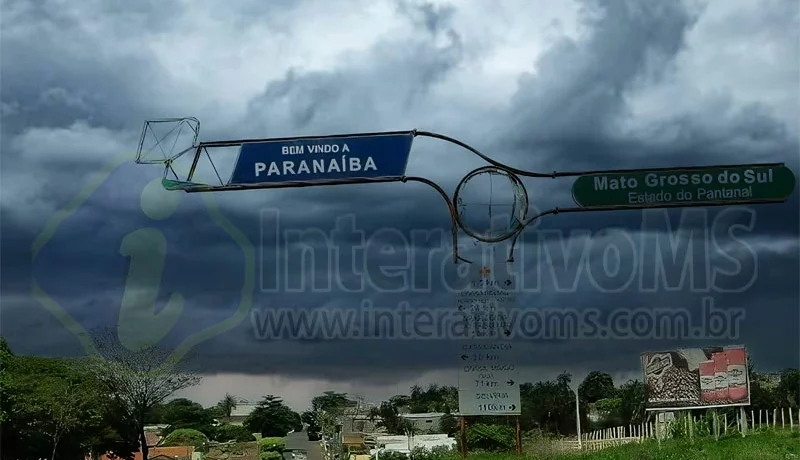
[[740, 407, 748, 437], [712, 409, 720, 441]]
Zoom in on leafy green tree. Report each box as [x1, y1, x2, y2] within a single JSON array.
[[438, 414, 458, 436], [370, 401, 414, 435], [777, 368, 800, 408], [245, 395, 301, 437], [0, 337, 12, 423], [3, 357, 95, 459], [407, 384, 458, 413], [616, 379, 645, 425], [312, 391, 352, 413], [750, 372, 781, 410], [159, 398, 216, 437], [519, 372, 576, 434], [307, 391, 353, 436], [579, 371, 617, 404], [0, 349, 138, 460]]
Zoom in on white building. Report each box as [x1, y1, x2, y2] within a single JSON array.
[[223, 399, 259, 426]]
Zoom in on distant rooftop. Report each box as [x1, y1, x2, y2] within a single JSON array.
[[230, 402, 259, 417], [399, 413, 447, 419]]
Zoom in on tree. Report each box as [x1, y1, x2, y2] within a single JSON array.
[[578, 371, 617, 404], [244, 395, 301, 437], [158, 398, 216, 437], [312, 391, 352, 413], [3, 357, 94, 459], [405, 384, 458, 413], [439, 413, 458, 436], [307, 391, 352, 436], [616, 379, 645, 425], [81, 329, 201, 460], [0, 337, 12, 423], [217, 393, 239, 418], [777, 368, 800, 408], [370, 401, 414, 435], [0, 349, 138, 460], [519, 372, 576, 434]]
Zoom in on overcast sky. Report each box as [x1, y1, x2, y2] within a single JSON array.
[[2, 0, 798, 411]]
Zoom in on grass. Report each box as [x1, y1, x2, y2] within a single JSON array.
[[457, 430, 799, 460]]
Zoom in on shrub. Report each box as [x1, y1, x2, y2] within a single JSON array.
[[464, 423, 515, 452], [371, 450, 407, 460], [161, 428, 208, 449], [409, 445, 454, 460], [258, 436, 286, 453], [260, 452, 282, 460]]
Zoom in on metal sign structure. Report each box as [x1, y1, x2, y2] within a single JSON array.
[[135, 118, 798, 264]]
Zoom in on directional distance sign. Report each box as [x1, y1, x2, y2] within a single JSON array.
[[456, 264, 520, 416], [571, 164, 796, 208], [458, 343, 521, 416], [455, 264, 516, 339]]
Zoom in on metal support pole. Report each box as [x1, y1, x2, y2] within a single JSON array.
[[460, 416, 467, 460], [575, 390, 582, 450]]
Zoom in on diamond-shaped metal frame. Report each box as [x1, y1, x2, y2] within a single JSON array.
[[135, 117, 200, 165]]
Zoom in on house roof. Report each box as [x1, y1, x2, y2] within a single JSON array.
[[342, 433, 366, 445], [205, 441, 259, 460], [144, 431, 162, 447], [399, 413, 446, 419], [133, 446, 195, 460], [230, 403, 259, 417]]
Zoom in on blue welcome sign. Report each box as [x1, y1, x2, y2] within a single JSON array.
[[228, 132, 414, 185]]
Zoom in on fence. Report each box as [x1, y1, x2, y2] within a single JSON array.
[[374, 434, 457, 454], [530, 407, 800, 453]]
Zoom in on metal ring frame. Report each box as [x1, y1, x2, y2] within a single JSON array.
[[141, 121, 789, 265], [453, 165, 529, 244]]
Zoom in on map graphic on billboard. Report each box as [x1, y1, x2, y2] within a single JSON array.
[[641, 345, 750, 410]]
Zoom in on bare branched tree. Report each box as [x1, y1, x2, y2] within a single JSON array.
[[81, 328, 201, 460]]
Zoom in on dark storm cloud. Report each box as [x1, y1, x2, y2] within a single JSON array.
[[1, 0, 798, 384]]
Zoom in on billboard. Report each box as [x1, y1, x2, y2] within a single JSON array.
[[641, 345, 750, 410]]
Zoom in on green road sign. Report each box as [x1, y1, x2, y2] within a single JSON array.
[[571, 164, 796, 208]]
